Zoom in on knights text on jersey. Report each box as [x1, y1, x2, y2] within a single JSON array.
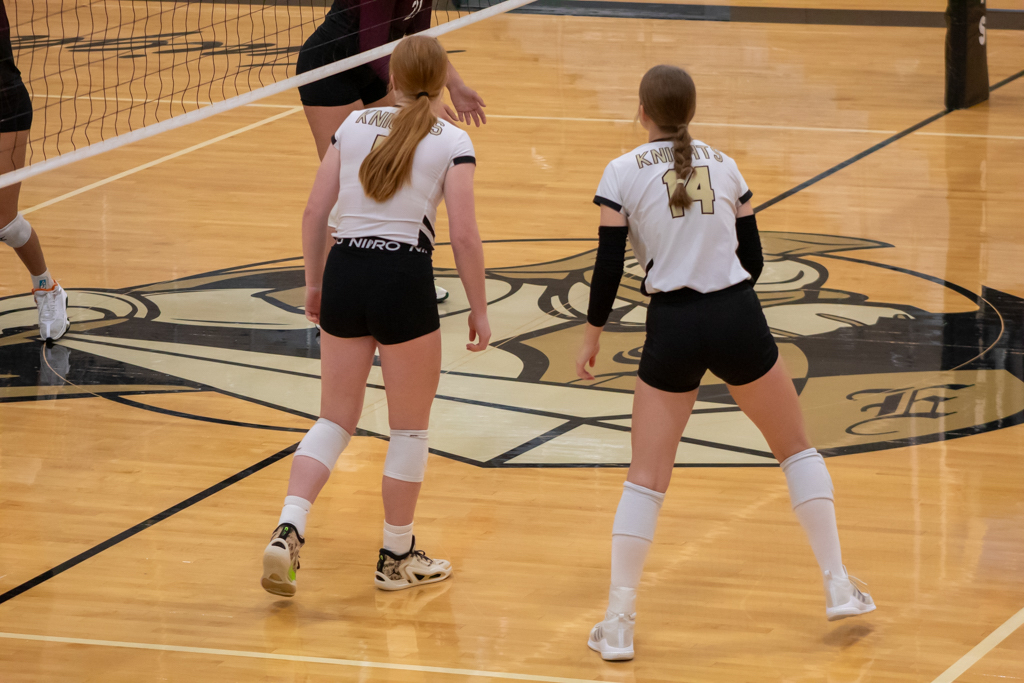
[[594, 139, 754, 295], [329, 107, 476, 249]]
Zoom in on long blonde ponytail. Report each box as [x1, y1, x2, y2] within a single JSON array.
[[359, 36, 449, 203]]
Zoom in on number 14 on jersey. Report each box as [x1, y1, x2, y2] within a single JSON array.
[[662, 166, 716, 217]]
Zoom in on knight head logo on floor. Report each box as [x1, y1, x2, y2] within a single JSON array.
[[1, 233, 1022, 468]]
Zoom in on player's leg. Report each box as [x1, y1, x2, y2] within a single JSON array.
[[0, 129, 68, 340], [261, 331, 376, 597], [589, 378, 696, 661], [589, 295, 703, 661], [373, 328, 450, 590], [367, 243, 448, 591], [303, 103, 364, 161], [719, 286, 874, 620]]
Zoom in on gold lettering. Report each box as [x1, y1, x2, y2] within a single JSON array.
[[712, 149, 723, 162], [356, 111, 370, 124], [651, 147, 674, 164], [636, 151, 653, 168]]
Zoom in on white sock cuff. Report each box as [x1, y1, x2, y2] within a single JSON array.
[[382, 521, 414, 554], [608, 586, 637, 616], [0, 213, 31, 249], [283, 495, 311, 513], [383, 521, 413, 534], [612, 481, 665, 541], [781, 448, 834, 509], [295, 418, 351, 473]]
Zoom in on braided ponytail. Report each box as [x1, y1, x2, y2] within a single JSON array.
[[670, 121, 695, 211], [639, 65, 698, 210]]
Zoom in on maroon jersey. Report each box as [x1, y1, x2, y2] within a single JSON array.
[[319, 0, 432, 81]]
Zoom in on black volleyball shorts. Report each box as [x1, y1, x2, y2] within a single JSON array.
[[0, 35, 33, 132], [295, 30, 389, 108], [638, 281, 779, 393], [319, 238, 440, 346]]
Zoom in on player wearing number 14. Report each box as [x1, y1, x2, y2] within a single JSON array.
[[579, 65, 875, 661]]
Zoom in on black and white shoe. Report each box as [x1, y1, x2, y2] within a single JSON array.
[[374, 537, 452, 591], [261, 523, 304, 597]]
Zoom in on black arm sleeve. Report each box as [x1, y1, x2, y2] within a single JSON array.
[[736, 214, 764, 285], [587, 226, 629, 327]]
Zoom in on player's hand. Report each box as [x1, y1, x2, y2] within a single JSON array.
[[467, 310, 491, 352], [304, 286, 321, 324], [576, 324, 602, 380], [447, 82, 487, 127], [440, 104, 461, 126]]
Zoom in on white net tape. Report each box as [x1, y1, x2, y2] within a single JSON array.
[[1, 0, 534, 189]]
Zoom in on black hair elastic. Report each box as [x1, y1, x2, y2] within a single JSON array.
[[416, 91, 430, 98]]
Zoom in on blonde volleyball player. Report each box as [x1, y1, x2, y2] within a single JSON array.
[[262, 35, 490, 597], [577, 65, 875, 661], [0, 0, 68, 340], [296, 0, 488, 303]]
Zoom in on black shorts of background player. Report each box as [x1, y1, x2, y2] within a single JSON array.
[[0, 0, 68, 340], [576, 65, 876, 661], [296, 0, 487, 161]]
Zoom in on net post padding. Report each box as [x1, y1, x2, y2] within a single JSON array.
[[0, 0, 536, 190], [945, 0, 989, 110]]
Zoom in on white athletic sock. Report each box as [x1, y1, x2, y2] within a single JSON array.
[[32, 269, 53, 291], [781, 448, 844, 577], [608, 481, 665, 614], [279, 495, 312, 537], [383, 521, 414, 555]]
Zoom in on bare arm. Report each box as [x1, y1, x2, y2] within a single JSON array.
[[302, 148, 341, 323], [444, 63, 487, 128], [443, 162, 490, 351]]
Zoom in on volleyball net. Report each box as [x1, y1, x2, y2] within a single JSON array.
[[1, 0, 532, 188]]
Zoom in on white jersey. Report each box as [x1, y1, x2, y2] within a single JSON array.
[[594, 138, 753, 295], [329, 106, 476, 249]]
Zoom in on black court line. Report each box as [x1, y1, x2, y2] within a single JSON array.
[[755, 63, 1024, 213], [991, 67, 1024, 91], [0, 443, 297, 606], [753, 110, 950, 213], [511, 2, 1024, 30], [4, 53, 1020, 612]]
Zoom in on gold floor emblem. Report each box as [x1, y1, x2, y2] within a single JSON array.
[[1, 233, 1021, 467]]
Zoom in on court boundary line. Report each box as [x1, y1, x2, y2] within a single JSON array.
[[487, 114, 1024, 141], [753, 109, 950, 213], [23, 106, 303, 216], [0, 444, 297, 606], [2, 47, 1022, 683], [0, 632, 597, 683], [929, 605, 1024, 683]]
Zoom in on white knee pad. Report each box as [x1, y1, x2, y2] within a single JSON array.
[[0, 214, 31, 249], [612, 481, 665, 541], [383, 429, 429, 483], [295, 418, 350, 472], [780, 448, 834, 509]]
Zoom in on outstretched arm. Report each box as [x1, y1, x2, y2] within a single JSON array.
[[444, 64, 487, 127]]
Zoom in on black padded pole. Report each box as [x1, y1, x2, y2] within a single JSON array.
[[945, 0, 989, 109]]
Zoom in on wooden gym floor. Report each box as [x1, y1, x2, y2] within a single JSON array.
[[1, 1, 1023, 681]]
